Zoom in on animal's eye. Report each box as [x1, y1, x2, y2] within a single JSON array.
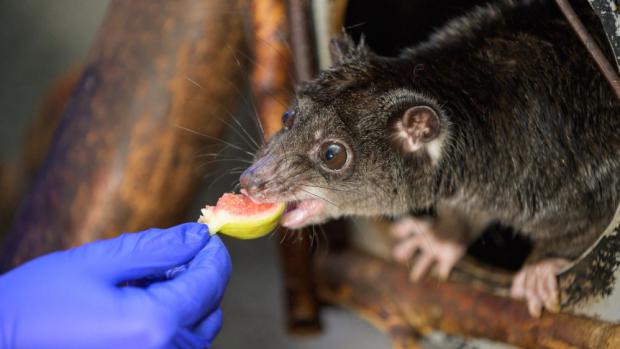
[[319, 141, 347, 170], [282, 109, 295, 130]]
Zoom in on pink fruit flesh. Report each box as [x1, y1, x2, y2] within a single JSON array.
[[211, 193, 280, 216]]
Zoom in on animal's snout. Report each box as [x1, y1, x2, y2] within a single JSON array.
[[240, 157, 276, 201], [240, 167, 263, 193]]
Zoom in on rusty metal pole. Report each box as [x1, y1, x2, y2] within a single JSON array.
[[249, 0, 293, 138], [1, 0, 245, 270], [249, 0, 323, 335]]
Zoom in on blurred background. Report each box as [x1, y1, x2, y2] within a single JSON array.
[[0, 1, 390, 348]]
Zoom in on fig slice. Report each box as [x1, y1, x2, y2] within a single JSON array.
[[198, 193, 285, 239]]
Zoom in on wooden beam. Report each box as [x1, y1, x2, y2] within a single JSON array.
[[316, 250, 620, 349], [1, 0, 245, 270]]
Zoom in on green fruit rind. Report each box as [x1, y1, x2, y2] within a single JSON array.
[[197, 202, 285, 240]]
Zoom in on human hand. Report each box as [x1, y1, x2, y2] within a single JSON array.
[[0, 223, 231, 349]]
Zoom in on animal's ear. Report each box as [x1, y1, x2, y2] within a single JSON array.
[[329, 31, 371, 65], [391, 106, 441, 153]]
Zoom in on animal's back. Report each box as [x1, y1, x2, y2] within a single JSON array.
[[403, 0, 620, 243]]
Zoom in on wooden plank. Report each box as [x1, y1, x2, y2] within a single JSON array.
[[1, 0, 245, 270], [316, 250, 620, 349]]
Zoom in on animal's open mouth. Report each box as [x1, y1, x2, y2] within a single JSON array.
[[280, 199, 326, 229], [240, 188, 327, 229]]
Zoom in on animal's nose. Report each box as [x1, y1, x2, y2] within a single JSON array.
[[240, 167, 262, 194]]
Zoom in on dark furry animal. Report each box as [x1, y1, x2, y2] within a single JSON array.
[[240, 0, 620, 316]]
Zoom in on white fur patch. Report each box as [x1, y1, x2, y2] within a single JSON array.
[[426, 134, 446, 164]]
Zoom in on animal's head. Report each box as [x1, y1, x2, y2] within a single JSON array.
[[240, 34, 450, 229]]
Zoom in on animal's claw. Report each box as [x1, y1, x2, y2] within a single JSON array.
[[391, 217, 465, 281], [510, 258, 569, 317]]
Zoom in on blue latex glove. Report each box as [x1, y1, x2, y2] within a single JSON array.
[[0, 223, 231, 349]]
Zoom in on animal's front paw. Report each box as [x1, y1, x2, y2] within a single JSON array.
[[510, 258, 570, 317], [391, 217, 466, 281]]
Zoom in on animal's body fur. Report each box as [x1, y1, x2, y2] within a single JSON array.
[[243, 0, 620, 262]]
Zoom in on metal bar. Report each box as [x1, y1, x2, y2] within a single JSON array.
[[289, 0, 318, 81], [555, 0, 620, 100]]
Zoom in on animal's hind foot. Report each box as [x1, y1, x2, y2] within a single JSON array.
[[510, 258, 570, 317], [391, 217, 466, 281]]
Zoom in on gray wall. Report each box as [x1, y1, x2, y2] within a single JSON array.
[[0, 0, 109, 157]]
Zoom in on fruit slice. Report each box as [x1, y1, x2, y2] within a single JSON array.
[[197, 193, 285, 239]]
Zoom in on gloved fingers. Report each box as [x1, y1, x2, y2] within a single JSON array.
[[170, 308, 222, 349], [147, 236, 231, 326], [70, 223, 210, 283], [124, 263, 193, 288], [193, 308, 223, 344], [171, 328, 211, 349]]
